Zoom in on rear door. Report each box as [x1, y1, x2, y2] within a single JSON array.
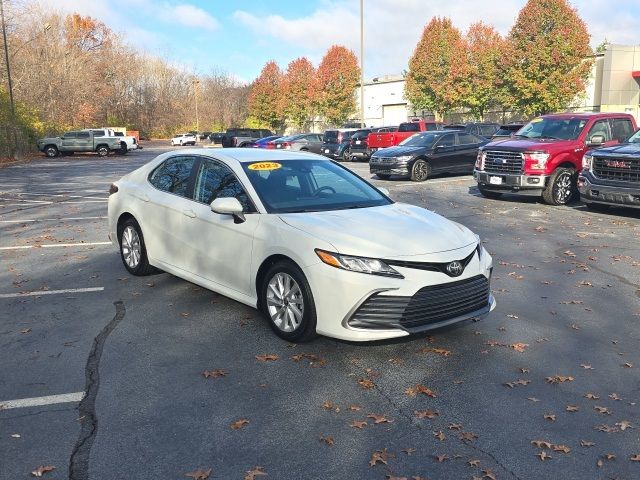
[[455, 132, 485, 172], [307, 134, 324, 153], [75, 131, 92, 151], [430, 133, 458, 173]]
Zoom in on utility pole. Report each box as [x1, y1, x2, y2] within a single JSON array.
[[359, 0, 365, 128], [0, 0, 17, 154]]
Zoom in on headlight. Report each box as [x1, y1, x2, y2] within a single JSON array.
[[475, 151, 486, 170], [315, 249, 403, 278], [396, 155, 413, 162], [524, 151, 550, 170], [582, 154, 593, 170]]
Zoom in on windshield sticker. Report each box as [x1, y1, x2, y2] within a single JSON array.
[[531, 118, 543, 123], [248, 162, 282, 171]]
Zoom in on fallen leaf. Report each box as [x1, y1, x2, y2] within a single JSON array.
[[447, 423, 463, 431], [580, 440, 595, 447], [320, 435, 334, 446], [20, 328, 31, 334], [544, 414, 556, 421], [468, 459, 480, 467], [482, 470, 497, 480], [527, 397, 541, 402], [435, 454, 450, 463], [552, 444, 571, 454], [348, 405, 362, 411], [180, 312, 190, 318], [566, 405, 579, 412], [230, 419, 249, 430], [255, 354, 278, 362], [623, 362, 633, 368], [413, 410, 438, 419], [546, 375, 574, 384], [202, 369, 226, 378], [609, 393, 621, 401], [460, 431, 478, 442], [630, 454, 640, 462], [537, 451, 552, 461], [31, 466, 55, 477], [615, 420, 632, 430], [585, 393, 600, 400], [595, 406, 611, 415], [405, 384, 436, 397], [369, 448, 395, 467], [321, 400, 336, 410], [580, 364, 594, 370], [185, 469, 212, 480], [244, 466, 267, 480], [531, 440, 553, 449], [433, 430, 446, 441], [402, 448, 417, 455], [418, 347, 451, 357], [385, 476, 407, 480], [504, 379, 530, 388], [367, 413, 393, 424], [595, 424, 619, 433], [350, 420, 367, 429], [358, 378, 375, 389], [510, 343, 529, 353]]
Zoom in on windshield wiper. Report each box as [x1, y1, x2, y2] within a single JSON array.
[[537, 135, 561, 140]]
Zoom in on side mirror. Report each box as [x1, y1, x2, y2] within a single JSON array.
[[378, 187, 390, 197], [587, 135, 605, 147], [210, 197, 245, 224]]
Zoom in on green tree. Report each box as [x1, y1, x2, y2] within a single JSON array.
[[247, 61, 284, 131], [463, 22, 505, 120], [316, 45, 360, 126], [405, 17, 469, 120], [282, 57, 316, 130], [502, 0, 593, 116]]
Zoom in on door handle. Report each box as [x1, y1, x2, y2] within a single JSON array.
[[182, 209, 196, 218]]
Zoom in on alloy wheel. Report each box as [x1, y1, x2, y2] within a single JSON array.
[[266, 272, 304, 332], [554, 172, 573, 204], [413, 160, 429, 181], [121, 225, 141, 269]]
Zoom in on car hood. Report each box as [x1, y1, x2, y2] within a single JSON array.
[[486, 138, 574, 151], [279, 203, 477, 258], [590, 143, 640, 156], [374, 146, 427, 157]]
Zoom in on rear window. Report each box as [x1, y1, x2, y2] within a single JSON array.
[[323, 130, 338, 143], [479, 125, 499, 137], [611, 118, 634, 143], [352, 130, 371, 140], [398, 123, 420, 132], [425, 123, 440, 131]]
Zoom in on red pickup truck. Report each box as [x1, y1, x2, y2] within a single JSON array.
[[368, 120, 443, 152], [473, 112, 637, 205]]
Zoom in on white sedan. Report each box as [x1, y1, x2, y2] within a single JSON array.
[[107, 149, 495, 342], [170, 133, 197, 146]]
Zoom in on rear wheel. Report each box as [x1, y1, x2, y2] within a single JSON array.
[[477, 183, 503, 199], [119, 142, 127, 155], [44, 145, 59, 158], [542, 167, 576, 205], [119, 218, 154, 276], [342, 149, 350, 162], [96, 145, 109, 157], [260, 261, 317, 342], [410, 159, 430, 182]]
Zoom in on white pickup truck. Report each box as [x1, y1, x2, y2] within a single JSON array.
[[86, 128, 138, 154]]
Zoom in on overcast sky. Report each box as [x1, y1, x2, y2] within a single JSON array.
[[38, 0, 640, 83]]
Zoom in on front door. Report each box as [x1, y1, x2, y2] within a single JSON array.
[[430, 133, 458, 173], [181, 158, 260, 296], [455, 132, 484, 173]]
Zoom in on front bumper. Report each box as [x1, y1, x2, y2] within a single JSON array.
[[578, 172, 640, 209], [321, 145, 342, 159], [304, 244, 495, 341], [474, 170, 549, 194], [370, 161, 410, 177], [350, 147, 372, 160]]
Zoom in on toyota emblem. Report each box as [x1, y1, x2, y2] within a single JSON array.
[[446, 261, 463, 277]]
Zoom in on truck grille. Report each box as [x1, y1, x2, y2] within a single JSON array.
[[348, 275, 490, 330], [592, 156, 640, 183], [484, 150, 524, 174]]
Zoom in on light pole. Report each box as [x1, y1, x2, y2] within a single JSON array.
[[193, 79, 200, 133], [0, 0, 17, 154], [359, 0, 365, 128]]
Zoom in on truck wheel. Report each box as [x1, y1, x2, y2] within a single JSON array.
[[477, 184, 503, 199], [119, 142, 127, 155], [44, 145, 59, 158], [96, 145, 109, 157], [542, 167, 576, 206], [410, 159, 430, 182]]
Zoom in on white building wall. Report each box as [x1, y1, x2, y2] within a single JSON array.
[[355, 76, 409, 127]]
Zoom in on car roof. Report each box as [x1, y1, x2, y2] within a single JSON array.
[[540, 112, 633, 120], [176, 148, 329, 164]]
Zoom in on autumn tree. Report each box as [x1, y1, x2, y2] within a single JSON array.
[[247, 61, 284, 131], [316, 45, 359, 126], [463, 22, 506, 119], [405, 17, 469, 120], [502, 0, 592, 116], [282, 57, 316, 130]]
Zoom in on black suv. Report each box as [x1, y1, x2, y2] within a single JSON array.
[[579, 128, 640, 209], [348, 127, 396, 162], [222, 128, 274, 148], [444, 122, 500, 139]]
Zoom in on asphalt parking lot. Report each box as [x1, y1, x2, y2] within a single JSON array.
[[1, 143, 639, 480]]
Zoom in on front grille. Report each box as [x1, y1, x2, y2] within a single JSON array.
[[592, 156, 640, 183], [373, 157, 397, 163], [348, 275, 490, 330], [484, 150, 524, 174], [385, 247, 477, 277]]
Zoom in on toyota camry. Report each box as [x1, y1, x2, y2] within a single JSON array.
[[107, 149, 495, 342]]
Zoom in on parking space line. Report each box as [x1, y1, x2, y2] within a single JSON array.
[[0, 198, 53, 204], [0, 392, 85, 409], [0, 216, 107, 223], [0, 287, 104, 298], [0, 241, 111, 250]]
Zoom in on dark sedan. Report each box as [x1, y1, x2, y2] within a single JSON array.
[[370, 131, 489, 181]]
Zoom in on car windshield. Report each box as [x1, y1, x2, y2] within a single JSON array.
[[516, 118, 588, 140], [399, 132, 440, 147], [627, 130, 640, 143], [242, 159, 391, 213]]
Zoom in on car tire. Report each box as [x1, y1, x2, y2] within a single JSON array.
[[44, 145, 59, 158], [542, 167, 576, 206], [342, 149, 350, 162], [96, 145, 109, 157], [410, 159, 430, 182], [260, 260, 317, 343], [119, 142, 127, 155], [477, 183, 503, 199], [119, 218, 154, 276], [377, 174, 391, 180]]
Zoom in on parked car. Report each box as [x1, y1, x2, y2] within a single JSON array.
[[222, 128, 274, 148], [37, 130, 121, 158], [474, 113, 637, 205], [87, 128, 138, 154], [250, 135, 282, 148], [171, 133, 197, 146], [491, 124, 526, 141], [579, 127, 640, 210], [348, 127, 396, 162], [321, 128, 359, 161], [209, 132, 225, 145], [273, 133, 324, 153], [107, 149, 495, 342], [370, 131, 489, 181], [367, 120, 443, 152], [198, 131, 212, 141], [444, 122, 500, 138]]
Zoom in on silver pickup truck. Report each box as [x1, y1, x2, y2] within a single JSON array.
[[37, 130, 122, 158]]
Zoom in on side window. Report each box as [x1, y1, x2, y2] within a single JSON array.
[[610, 119, 633, 143], [457, 133, 480, 145], [77, 131, 91, 139], [399, 123, 420, 132], [91, 130, 105, 136], [435, 134, 455, 148], [63, 132, 77, 139], [586, 120, 611, 142], [193, 159, 252, 211], [149, 156, 196, 197], [480, 125, 497, 137]]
